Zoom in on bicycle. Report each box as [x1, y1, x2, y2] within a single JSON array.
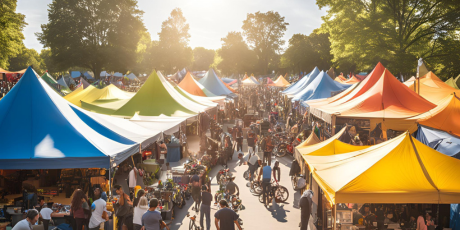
[[186, 212, 200, 230], [258, 179, 289, 204]]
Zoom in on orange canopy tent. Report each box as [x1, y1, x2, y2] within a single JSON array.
[[178, 72, 207, 97], [220, 78, 236, 93], [334, 75, 347, 83], [343, 75, 363, 84], [409, 93, 460, 137], [268, 75, 291, 87], [308, 63, 435, 132], [404, 71, 460, 104]]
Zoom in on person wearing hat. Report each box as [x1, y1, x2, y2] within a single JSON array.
[[200, 185, 212, 230], [225, 173, 239, 198]]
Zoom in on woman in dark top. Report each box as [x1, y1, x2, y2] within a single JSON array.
[[70, 189, 89, 230]]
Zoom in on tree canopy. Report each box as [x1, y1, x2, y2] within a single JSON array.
[[242, 11, 288, 74], [153, 8, 193, 74], [37, 0, 145, 78], [218, 32, 257, 76], [0, 0, 26, 69], [318, 0, 460, 76], [192, 47, 215, 71]]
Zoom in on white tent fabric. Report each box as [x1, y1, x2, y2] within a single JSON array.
[[131, 114, 186, 135], [242, 76, 260, 86], [113, 72, 123, 77]]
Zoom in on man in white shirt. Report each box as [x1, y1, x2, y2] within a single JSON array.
[[89, 188, 108, 230], [12, 209, 39, 230], [40, 205, 53, 230]]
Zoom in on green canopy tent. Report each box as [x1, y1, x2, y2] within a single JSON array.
[[445, 74, 460, 90], [82, 70, 206, 117]]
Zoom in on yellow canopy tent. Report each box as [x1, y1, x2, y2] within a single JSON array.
[[64, 85, 99, 107], [296, 126, 369, 157], [64, 84, 134, 107], [302, 132, 460, 204]]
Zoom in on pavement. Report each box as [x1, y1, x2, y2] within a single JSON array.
[[168, 122, 302, 230]]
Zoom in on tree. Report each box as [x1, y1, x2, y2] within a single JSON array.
[[192, 47, 215, 71], [318, 0, 460, 75], [8, 46, 45, 74], [37, 0, 145, 79], [281, 32, 333, 74], [154, 8, 193, 74], [242, 11, 289, 74], [0, 0, 26, 69], [218, 32, 257, 76]]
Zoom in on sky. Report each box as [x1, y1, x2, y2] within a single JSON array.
[[17, 0, 327, 52]]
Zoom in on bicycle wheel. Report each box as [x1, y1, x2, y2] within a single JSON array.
[[189, 219, 194, 230], [251, 182, 263, 195], [277, 143, 287, 157], [258, 193, 264, 203], [274, 186, 289, 202], [243, 170, 249, 180]]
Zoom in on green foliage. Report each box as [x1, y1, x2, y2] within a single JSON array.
[[151, 8, 193, 74], [37, 0, 146, 79], [192, 47, 215, 71], [428, 33, 460, 80], [217, 32, 257, 76], [281, 32, 332, 74], [318, 0, 460, 75], [242, 11, 289, 74], [0, 0, 26, 69], [8, 46, 45, 74]]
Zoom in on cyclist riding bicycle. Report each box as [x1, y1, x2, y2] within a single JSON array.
[[257, 162, 272, 207]]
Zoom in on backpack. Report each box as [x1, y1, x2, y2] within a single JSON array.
[[296, 178, 306, 190]]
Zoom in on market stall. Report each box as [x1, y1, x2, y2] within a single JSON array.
[[298, 131, 460, 230]]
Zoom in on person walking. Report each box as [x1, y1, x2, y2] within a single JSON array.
[[40, 205, 53, 230], [141, 198, 169, 230], [114, 185, 133, 230], [190, 174, 202, 212], [214, 200, 242, 230], [12, 209, 39, 230], [261, 135, 274, 166], [236, 132, 243, 152], [89, 188, 108, 230], [133, 190, 148, 230], [299, 190, 313, 230], [258, 163, 272, 207], [70, 189, 90, 230], [200, 185, 213, 230]]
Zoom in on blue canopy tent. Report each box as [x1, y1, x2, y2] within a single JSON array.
[[199, 68, 233, 96], [415, 125, 460, 159], [283, 67, 320, 97], [293, 71, 351, 102], [71, 71, 82, 78], [83, 71, 94, 80], [0, 67, 141, 169]]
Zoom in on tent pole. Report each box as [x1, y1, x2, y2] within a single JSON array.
[[332, 204, 337, 230], [108, 164, 112, 197]]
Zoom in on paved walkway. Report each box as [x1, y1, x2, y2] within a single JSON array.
[[169, 123, 302, 230]]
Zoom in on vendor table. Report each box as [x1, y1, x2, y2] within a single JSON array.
[[9, 213, 24, 227], [166, 143, 181, 163]]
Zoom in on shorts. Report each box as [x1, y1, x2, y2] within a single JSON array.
[[249, 163, 258, 175]]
